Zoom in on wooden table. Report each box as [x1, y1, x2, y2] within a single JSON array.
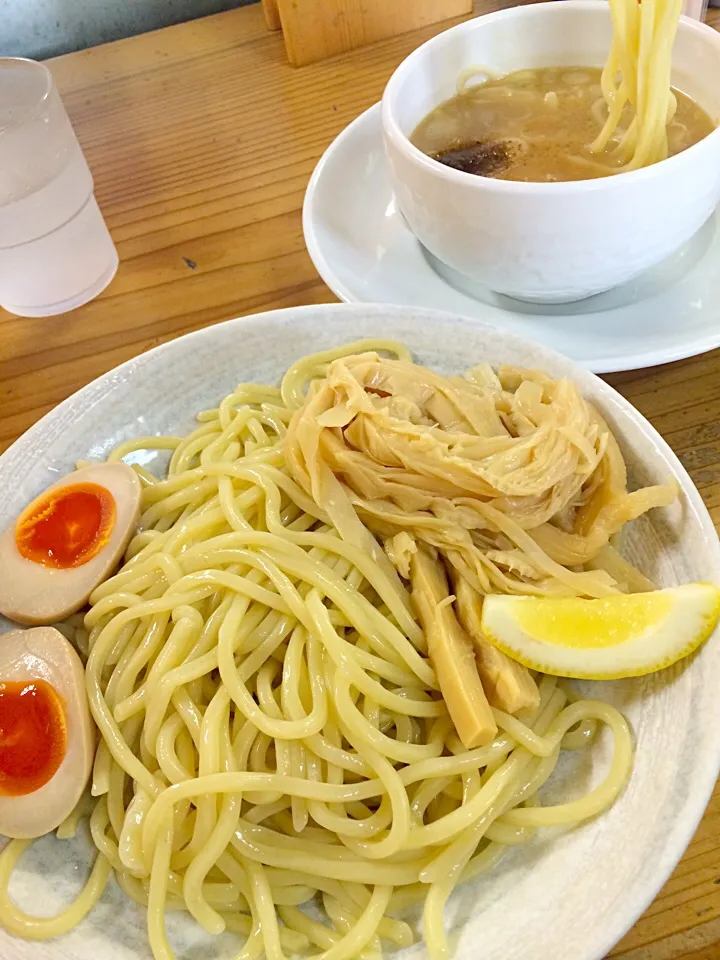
[[0, 2, 719, 956]]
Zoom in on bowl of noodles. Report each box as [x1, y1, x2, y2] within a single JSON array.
[[0, 303, 718, 960], [381, 0, 720, 303]]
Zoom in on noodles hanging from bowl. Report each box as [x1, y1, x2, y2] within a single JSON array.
[[589, 0, 685, 169], [411, 0, 715, 181], [0, 340, 680, 960]]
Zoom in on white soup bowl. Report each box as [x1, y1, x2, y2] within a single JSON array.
[[381, 0, 720, 303]]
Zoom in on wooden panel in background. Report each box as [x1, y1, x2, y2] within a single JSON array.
[[274, 0, 474, 65], [262, 0, 282, 31]]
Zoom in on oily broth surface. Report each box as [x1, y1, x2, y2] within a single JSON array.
[[411, 66, 715, 182]]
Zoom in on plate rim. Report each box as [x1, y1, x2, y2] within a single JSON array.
[[302, 102, 720, 375], [1, 301, 720, 960]]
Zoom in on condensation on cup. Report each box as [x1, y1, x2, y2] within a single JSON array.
[[0, 58, 119, 317]]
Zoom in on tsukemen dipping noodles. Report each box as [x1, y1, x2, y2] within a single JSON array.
[[411, 0, 717, 181]]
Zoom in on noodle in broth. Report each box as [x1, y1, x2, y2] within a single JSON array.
[[412, 66, 714, 181], [412, 0, 716, 180]]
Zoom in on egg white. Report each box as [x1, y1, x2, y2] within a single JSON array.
[[0, 627, 94, 839], [0, 462, 141, 625]]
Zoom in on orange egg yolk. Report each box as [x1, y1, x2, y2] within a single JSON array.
[[0, 680, 67, 797], [15, 482, 116, 569]]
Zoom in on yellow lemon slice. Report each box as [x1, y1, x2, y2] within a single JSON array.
[[480, 583, 720, 680]]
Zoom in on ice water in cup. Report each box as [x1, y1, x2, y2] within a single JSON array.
[[0, 58, 118, 317]]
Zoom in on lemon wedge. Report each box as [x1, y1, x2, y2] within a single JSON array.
[[480, 583, 720, 680]]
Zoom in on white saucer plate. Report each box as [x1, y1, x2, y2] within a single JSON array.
[[303, 104, 720, 374]]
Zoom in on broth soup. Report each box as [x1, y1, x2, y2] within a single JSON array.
[[411, 66, 715, 182]]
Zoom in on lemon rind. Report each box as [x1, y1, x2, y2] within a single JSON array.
[[481, 585, 720, 681]]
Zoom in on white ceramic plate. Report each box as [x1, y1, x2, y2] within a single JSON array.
[[1, 303, 719, 960], [303, 105, 720, 374]]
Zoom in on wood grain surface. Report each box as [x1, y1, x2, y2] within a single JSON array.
[[0, 2, 719, 957]]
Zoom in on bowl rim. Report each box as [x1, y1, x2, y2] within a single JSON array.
[[381, 0, 720, 193]]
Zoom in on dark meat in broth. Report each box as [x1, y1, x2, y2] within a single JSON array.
[[411, 66, 715, 182]]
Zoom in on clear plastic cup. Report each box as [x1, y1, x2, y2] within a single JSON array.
[[0, 58, 118, 317], [684, 0, 709, 19]]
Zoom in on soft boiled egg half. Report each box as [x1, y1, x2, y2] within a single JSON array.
[[0, 626, 94, 838], [0, 462, 141, 624]]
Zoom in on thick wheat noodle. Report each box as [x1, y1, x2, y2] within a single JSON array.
[[0, 339, 657, 960], [589, 0, 682, 168]]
